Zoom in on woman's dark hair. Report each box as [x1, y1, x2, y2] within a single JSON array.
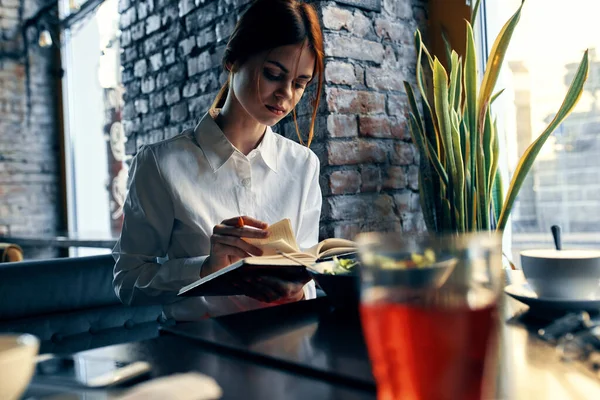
[[211, 0, 324, 146]]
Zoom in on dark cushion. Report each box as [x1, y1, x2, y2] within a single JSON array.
[[0, 254, 120, 320]]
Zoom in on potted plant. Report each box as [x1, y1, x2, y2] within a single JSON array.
[[404, 0, 589, 234]]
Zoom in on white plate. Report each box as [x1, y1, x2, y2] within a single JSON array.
[[505, 283, 600, 312]]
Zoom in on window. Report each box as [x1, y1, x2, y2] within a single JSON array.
[[481, 0, 600, 265], [59, 0, 126, 255]]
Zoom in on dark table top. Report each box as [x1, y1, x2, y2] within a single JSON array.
[[24, 271, 600, 400]]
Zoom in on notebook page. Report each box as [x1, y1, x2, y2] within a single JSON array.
[[243, 219, 300, 254]]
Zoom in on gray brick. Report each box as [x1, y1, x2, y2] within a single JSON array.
[[153, 111, 167, 128], [134, 98, 149, 114], [165, 86, 181, 105], [164, 47, 176, 65], [162, 23, 181, 47], [197, 26, 216, 49], [187, 51, 212, 77], [216, 16, 235, 43], [123, 117, 141, 136], [131, 21, 145, 41], [134, 59, 147, 77], [183, 81, 198, 98], [141, 76, 156, 93], [120, 7, 137, 29], [150, 92, 165, 109], [179, 36, 196, 57], [143, 32, 165, 55], [179, 0, 195, 17], [170, 103, 188, 123], [324, 34, 384, 63], [185, 2, 217, 32], [149, 53, 164, 71], [137, 0, 154, 20], [146, 15, 161, 35], [120, 29, 132, 47], [118, 0, 131, 13], [122, 102, 136, 120], [121, 46, 139, 64], [188, 93, 215, 117], [162, 5, 179, 27]]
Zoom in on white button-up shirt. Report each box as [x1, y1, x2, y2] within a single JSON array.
[[112, 110, 321, 320]]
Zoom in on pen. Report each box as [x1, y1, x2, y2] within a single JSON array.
[[237, 216, 244, 228]]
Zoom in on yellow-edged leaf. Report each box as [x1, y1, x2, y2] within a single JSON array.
[[497, 50, 589, 231], [476, 1, 524, 134]]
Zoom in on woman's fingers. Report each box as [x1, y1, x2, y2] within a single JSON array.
[[212, 242, 248, 261], [244, 277, 285, 303], [212, 234, 263, 256], [213, 224, 269, 239], [221, 216, 269, 229]]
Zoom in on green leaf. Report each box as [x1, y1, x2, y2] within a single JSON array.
[[448, 51, 460, 112], [491, 169, 504, 226], [491, 89, 506, 105], [451, 109, 466, 232], [464, 22, 478, 221], [419, 173, 438, 232], [477, 1, 524, 135], [441, 27, 453, 68], [434, 58, 457, 180], [415, 30, 441, 155], [471, 0, 482, 23], [497, 50, 589, 231]]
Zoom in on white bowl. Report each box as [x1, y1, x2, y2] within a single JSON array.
[[521, 249, 600, 299], [0, 333, 40, 400]]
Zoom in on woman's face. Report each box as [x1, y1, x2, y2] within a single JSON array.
[[230, 43, 316, 126]]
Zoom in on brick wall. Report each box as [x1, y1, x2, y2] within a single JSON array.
[[0, 0, 63, 258], [119, 0, 428, 240]]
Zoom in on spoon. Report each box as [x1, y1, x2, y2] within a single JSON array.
[[551, 225, 562, 251]]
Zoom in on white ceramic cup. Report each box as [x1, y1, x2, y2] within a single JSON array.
[[0, 333, 40, 400], [520, 249, 600, 299]]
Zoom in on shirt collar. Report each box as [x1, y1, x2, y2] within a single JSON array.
[[194, 109, 279, 173], [256, 125, 279, 173]]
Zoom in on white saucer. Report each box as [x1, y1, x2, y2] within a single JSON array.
[[505, 283, 600, 312]]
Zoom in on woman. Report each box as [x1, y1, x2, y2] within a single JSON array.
[[112, 0, 325, 321]]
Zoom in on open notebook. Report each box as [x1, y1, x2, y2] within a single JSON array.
[[178, 219, 357, 297]]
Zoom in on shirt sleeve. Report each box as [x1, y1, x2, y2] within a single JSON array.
[[112, 145, 206, 306], [295, 152, 322, 300]]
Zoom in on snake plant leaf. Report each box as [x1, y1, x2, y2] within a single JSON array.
[[448, 51, 460, 111], [451, 109, 466, 231], [419, 172, 437, 232], [491, 168, 504, 226], [491, 89, 506, 105], [465, 22, 478, 207], [471, 0, 482, 24], [409, 112, 449, 187], [455, 56, 463, 114], [415, 31, 441, 155], [483, 106, 493, 200], [416, 30, 435, 71], [442, 27, 453, 68], [488, 117, 500, 197], [477, 1, 524, 134], [497, 49, 590, 231], [404, 82, 424, 137], [433, 59, 457, 182]]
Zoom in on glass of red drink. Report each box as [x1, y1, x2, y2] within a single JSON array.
[[356, 232, 503, 400]]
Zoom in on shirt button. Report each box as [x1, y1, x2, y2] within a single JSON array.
[[241, 178, 251, 187]]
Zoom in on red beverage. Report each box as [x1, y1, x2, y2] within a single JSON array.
[[360, 288, 498, 400]]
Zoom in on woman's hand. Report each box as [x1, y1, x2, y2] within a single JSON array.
[[234, 275, 310, 304], [201, 216, 269, 277], [201, 215, 310, 304]]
